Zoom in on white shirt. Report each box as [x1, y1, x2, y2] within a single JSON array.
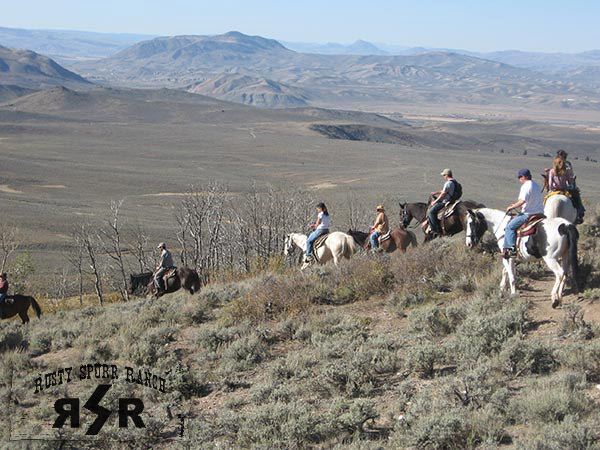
[[518, 180, 544, 215], [316, 212, 330, 231]]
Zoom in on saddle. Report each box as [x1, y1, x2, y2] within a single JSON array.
[[438, 201, 460, 220], [378, 230, 391, 244], [164, 267, 177, 280], [517, 214, 546, 238], [311, 233, 329, 262]]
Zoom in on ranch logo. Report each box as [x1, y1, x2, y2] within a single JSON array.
[[33, 363, 165, 435], [9, 363, 171, 441]]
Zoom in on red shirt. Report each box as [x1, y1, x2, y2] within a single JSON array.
[[0, 279, 8, 294]]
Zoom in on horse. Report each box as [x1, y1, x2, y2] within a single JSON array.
[[399, 199, 485, 242], [284, 232, 357, 269], [346, 227, 417, 253], [544, 193, 577, 223], [0, 295, 42, 324], [130, 268, 201, 298], [465, 208, 579, 308]]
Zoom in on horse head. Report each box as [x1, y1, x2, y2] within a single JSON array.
[[283, 233, 294, 256], [465, 210, 486, 247], [400, 204, 412, 228]]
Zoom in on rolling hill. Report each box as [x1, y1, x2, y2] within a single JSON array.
[[0, 44, 90, 89], [186, 74, 309, 107]]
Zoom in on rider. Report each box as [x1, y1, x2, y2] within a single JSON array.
[[369, 205, 389, 250], [556, 149, 585, 224], [154, 243, 174, 293], [548, 156, 573, 192], [0, 273, 9, 317], [306, 202, 330, 262], [427, 168, 456, 237], [503, 169, 544, 259]]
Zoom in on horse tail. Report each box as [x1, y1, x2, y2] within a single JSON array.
[[560, 223, 580, 293], [344, 234, 357, 258], [191, 270, 201, 295], [408, 230, 418, 248], [30, 296, 42, 318]]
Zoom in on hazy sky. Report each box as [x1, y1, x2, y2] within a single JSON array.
[[3, 0, 599, 52]]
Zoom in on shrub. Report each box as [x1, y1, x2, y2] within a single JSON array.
[[511, 372, 592, 424], [451, 296, 529, 364], [405, 338, 445, 378], [560, 303, 595, 340], [558, 340, 600, 382], [497, 336, 558, 377], [523, 415, 600, 450], [409, 302, 466, 337]]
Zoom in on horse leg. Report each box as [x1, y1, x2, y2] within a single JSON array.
[[502, 258, 517, 297], [19, 310, 29, 324], [500, 265, 508, 292], [544, 255, 565, 308]]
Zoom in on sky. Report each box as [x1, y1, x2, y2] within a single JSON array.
[[2, 0, 599, 53]]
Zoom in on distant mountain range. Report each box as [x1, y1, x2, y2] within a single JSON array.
[[0, 26, 156, 63], [284, 40, 600, 74], [2, 27, 600, 110], [282, 39, 390, 55], [66, 31, 600, 110]]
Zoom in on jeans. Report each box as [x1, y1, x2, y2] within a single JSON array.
[[504, 213, 530, 249], [370, 231, 380, 248], [427, 202, 445, 234], [154, 268, 167, 290], [306, 229, 327, 257]]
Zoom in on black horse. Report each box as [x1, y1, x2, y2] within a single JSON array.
[[399, 199, 485, 242], [0, 295, 42, 324], [130, 267, 201, 298]]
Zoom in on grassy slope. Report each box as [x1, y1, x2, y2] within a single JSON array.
[[1, 211, 600, 449]]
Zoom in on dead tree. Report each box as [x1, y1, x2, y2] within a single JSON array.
[[0, 222, 20, 273], [176, 182, 228, 283], [128, 223, 152, 273], [98, 200, 129, 301], [73, 223, 103, 305]]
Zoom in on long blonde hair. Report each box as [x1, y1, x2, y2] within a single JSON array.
[[553, 156, 565, 177]]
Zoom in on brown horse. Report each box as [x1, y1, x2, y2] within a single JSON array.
[[399, 199, 485, 242], [347, 227, 417, 254], [130, 267, 201, 298], [0, 295, 42, 324]]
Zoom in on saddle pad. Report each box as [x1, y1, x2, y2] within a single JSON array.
[[165, 268, 177, 279], [314, 233, 329, 249], [378, 231, 391, 243], [544, 190, 571, 205], [517, 215, 545, 238]]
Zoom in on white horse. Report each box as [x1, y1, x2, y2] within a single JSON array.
[[465, 208, 579, 308], [544, 193, 577, 223], [284, 232, 358, 269]]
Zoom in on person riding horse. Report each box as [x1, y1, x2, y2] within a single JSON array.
[[369, 205, 389, 250], [0, 273, 10, 318], [305, 202, 330, 263], [503, 168, 544, 259], [154, 243, 175, 294], [428, 168, 459, 238], [544, 150, 585, 224]]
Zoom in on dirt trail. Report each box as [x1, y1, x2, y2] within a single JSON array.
[[521, 275, 598, 338]]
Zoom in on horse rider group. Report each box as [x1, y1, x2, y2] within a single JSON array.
[[301, 149, 584, 264]]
